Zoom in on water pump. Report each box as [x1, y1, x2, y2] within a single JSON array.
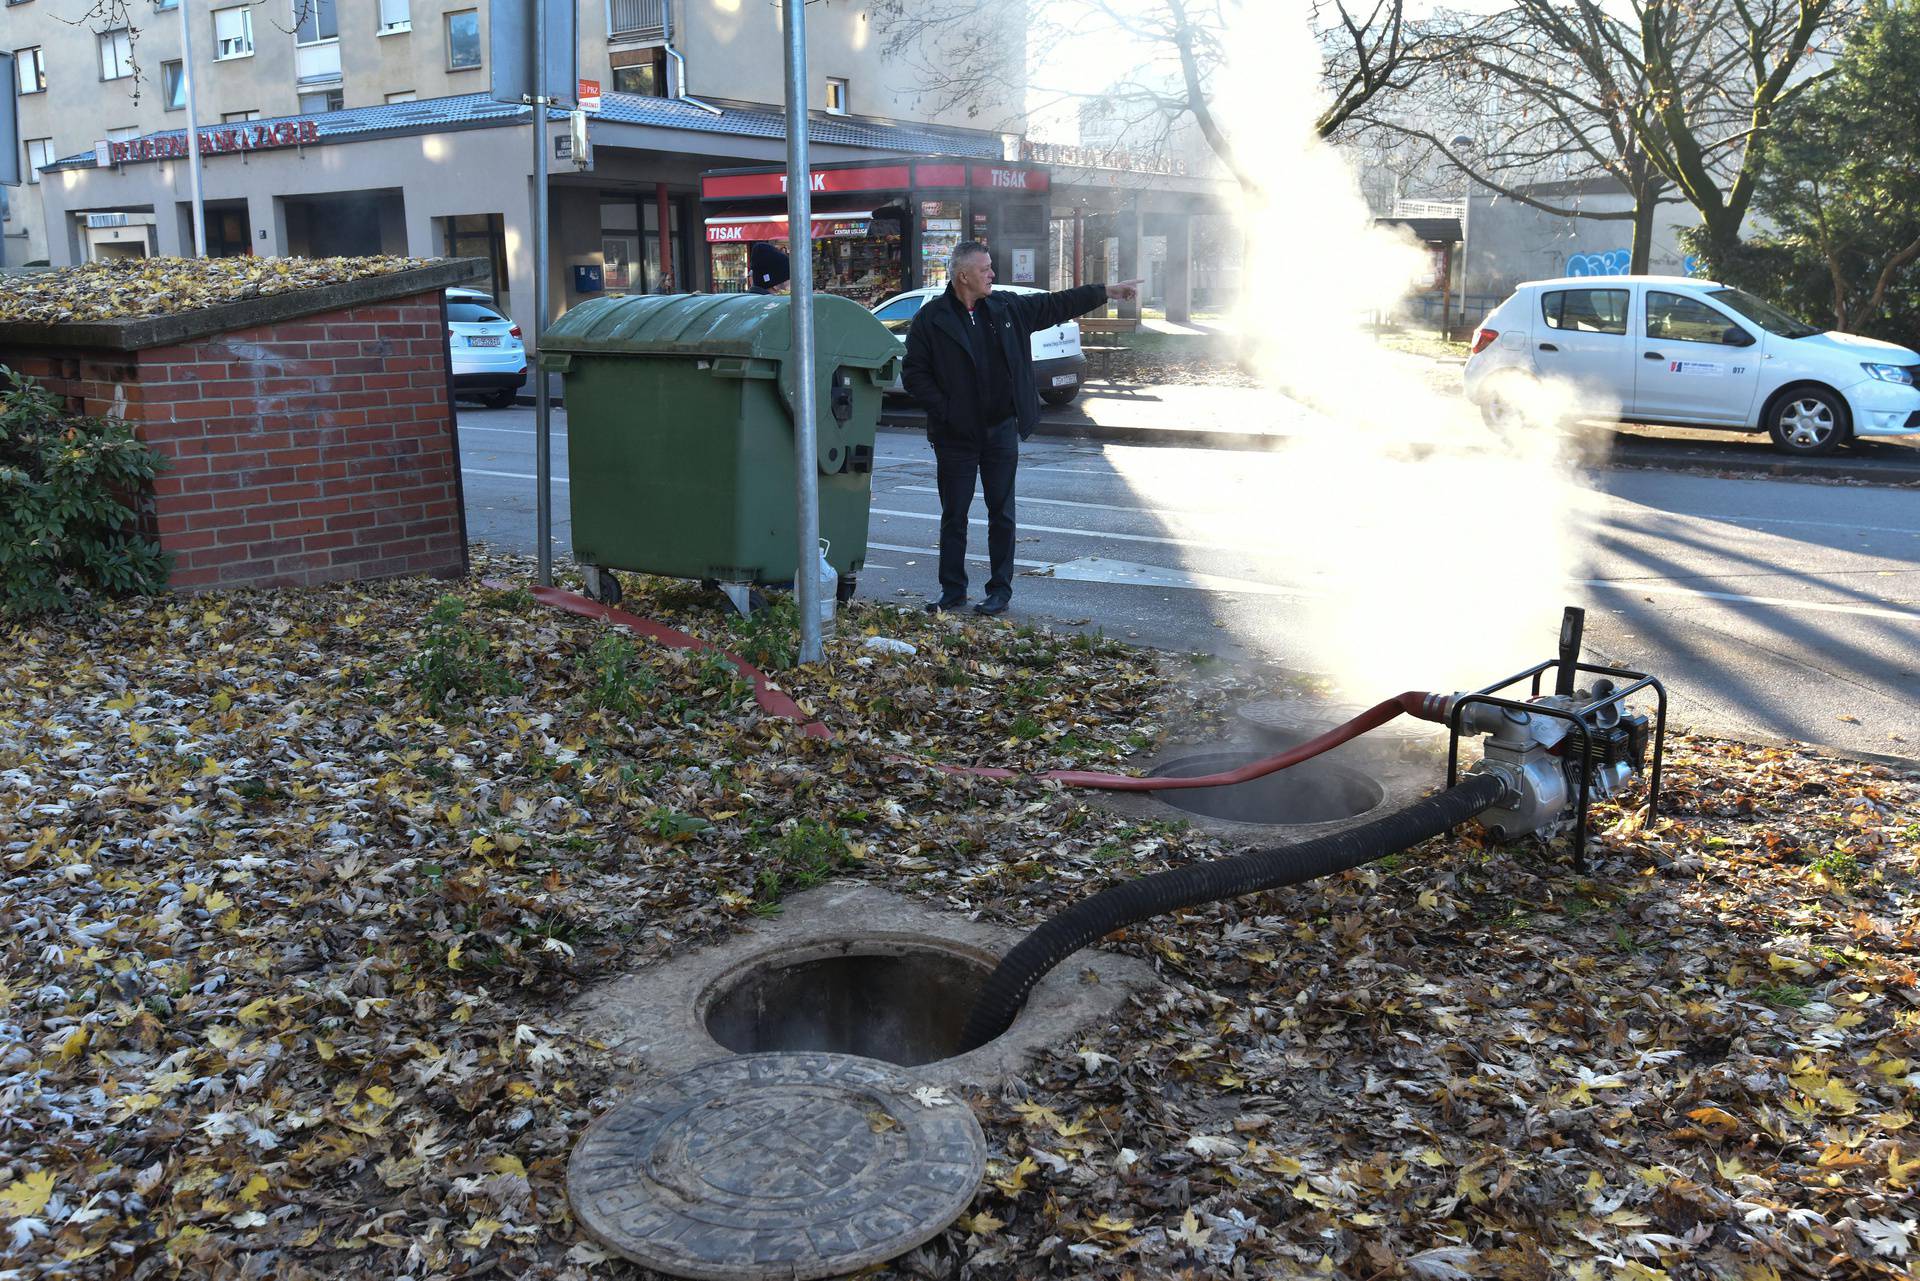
[[1428, 606, 1666, 865]]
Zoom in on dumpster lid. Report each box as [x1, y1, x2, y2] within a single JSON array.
[[541, 292, 898, 370]]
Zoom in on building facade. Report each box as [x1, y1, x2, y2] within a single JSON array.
[[5, 0, 1233, 333]]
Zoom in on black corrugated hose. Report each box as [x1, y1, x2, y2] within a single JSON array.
[[960, 773, 1510, 1047]]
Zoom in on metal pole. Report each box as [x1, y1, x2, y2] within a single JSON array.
[[177, 0, 207, 256], [531, 1, 552, 587], [782, 0, 822, 664]]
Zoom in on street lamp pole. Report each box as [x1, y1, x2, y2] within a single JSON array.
[[177, 0, 207, 256], [782, 0, 822, 664]]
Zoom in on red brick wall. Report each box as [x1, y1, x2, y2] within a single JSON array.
[[2, 290, 468, 592]]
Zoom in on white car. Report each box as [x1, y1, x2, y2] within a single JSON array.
[[1463, 274, 1920, 455], [446, 288, 527, 409], [871, 285, 1089, 406]]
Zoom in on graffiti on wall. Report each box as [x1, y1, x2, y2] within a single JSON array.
[[1565, 248, 1705, 277]]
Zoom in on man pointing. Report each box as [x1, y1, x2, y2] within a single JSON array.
[[903, 241, 1140, 615]]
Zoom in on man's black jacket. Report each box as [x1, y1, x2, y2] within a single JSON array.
[[902, 283, 1108, 444]]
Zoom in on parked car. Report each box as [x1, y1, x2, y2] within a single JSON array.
[[871, 285, 1088, 406], [1463, 274, 1920, 455], [446, 289, 527, 409]]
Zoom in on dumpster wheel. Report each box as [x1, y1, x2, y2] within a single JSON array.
[[581, 566, 623, 607], [836, 573, 857, 605]]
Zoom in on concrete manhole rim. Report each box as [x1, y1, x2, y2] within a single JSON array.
[[1148, 749, 1391, 830], [567, 1050, 987, 1281]]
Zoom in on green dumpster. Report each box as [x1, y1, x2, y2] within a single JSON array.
[[537, 292, 901, 596]]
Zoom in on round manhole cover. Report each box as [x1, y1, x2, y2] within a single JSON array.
[[567, 1051, 986, 1280]]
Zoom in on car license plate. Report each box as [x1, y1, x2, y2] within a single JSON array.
[[1051, 374, 1076, 387], [469, 335, 501, 348]]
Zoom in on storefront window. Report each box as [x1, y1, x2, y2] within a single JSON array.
[[442, 213, 508, 299], [601, 197, 638, 291], [919, 201, 962, 291]]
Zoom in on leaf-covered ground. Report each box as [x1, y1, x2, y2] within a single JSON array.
[[0, 257, 433, 325], [2, 557, 1916, 1280]]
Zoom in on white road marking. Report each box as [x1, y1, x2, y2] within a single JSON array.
[[1578, 579, 1920, 623], [464, 468, 569, 483], [457, 424, 570, 437], [870, 507, 1271, 557], [866, 541, 1052, 570], [1039, 557, 1322, 599]]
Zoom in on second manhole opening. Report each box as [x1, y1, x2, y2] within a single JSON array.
[[702, 938, 1007, 1068], [1151, 751, 1385, 825]]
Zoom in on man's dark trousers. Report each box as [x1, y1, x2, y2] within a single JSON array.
[[934, 417, 1019, 601]]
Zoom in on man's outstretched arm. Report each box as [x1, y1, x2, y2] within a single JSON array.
[[1010, 279, 1144, 333]]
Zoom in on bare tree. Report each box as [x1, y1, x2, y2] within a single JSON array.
[[1362, 0, 1853, 269], [873, 0, 1449, 201]]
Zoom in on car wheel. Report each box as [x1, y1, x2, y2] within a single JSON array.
[[1040, 386, 1080, 407], [1478, 377, 1529, 437], [483, 388, 517, 409], [1767, 387, 1847, 455]]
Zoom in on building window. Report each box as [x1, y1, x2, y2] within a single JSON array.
[[162, 60, 186, 110], [446, 10, 481, 71], [825, 78, 849, 115], [385, 90, 416, 103], [25, 137, 55, 185], [379, 0, 409, 33], [100, 29, 135, 80], [107, 127, 140, 143], [441, 213, 508, 299], [610, 47, 666, 96], [214, 7, 254, 59], [296, 0, 338, 44], [222, 109, 261, 122], [154, 0, 178, 10], [299, 88, 344, 113], [14, 47, 45, 94]]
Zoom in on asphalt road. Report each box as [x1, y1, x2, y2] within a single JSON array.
[[455, 405, 1920, 763]]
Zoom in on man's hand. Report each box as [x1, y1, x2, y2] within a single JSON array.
[[1105, 279, 1144, 302]]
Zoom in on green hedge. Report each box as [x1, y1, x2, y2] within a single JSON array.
[[1, 367, 172, 619]]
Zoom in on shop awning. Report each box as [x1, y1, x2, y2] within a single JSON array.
[[705, 210, 883, 244]]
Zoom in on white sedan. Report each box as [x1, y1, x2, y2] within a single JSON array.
[[1463, 274, 1920, 455], [871, 285, 1089, 406], [446, 287, 528, 409]]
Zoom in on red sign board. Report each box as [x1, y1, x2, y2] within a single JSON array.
[[108, 120, 321, 165], [707, 218, 873, 244], [578, 78, 601, 112], [914, 162, 967, 188], [969, 164, 1048, 192], [702, 164, 913, 200]]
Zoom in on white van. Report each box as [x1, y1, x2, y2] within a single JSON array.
[[1463, 275, 1920, 455]]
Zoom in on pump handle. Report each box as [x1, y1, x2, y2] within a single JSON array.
[[1555, 606, 1585, 696]]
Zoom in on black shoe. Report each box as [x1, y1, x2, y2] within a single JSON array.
[[926, 595, 966, 614], [972, 593, 1010, 616]]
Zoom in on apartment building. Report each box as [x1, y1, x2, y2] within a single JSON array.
[[4, 1, 1230, 327]]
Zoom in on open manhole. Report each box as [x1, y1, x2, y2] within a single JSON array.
[[569, 1051, 986, 1280], [702, 938, 1002, 1067], [1150, 751, 1385, 825]]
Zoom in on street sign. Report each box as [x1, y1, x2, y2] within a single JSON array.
[[578, 78, 601, 113], [488, 0, 577, 107], [0, 54, 20, 185]]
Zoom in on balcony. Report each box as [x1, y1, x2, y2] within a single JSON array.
[[608, 0, 666, 41]]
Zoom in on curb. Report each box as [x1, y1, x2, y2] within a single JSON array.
[[877, 411, 1920, 482]]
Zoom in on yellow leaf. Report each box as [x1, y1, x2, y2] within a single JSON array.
[[0, 1170, 55, 1218], [446, 941, 464, 972], [206, 1025, 244, 1051], [1087, 1212, 1134, 1235], [237, 1174, 270, 1206], [236, 998, 272, 1025], [203, 890, 233, 913], [1768, 953, 1816, 978], [1687, 1106, 1741, 1133], [1888, 1146, 1920, 1188], [957, 1210, 1005, 1236], [488, 1154, 527, 1178], [54, 1026, 88, 1062], [366, 1085, 397, 1110], [991, 1156, 1039, 1196]]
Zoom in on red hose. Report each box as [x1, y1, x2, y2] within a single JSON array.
[[504, 582, 1442, 790]]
